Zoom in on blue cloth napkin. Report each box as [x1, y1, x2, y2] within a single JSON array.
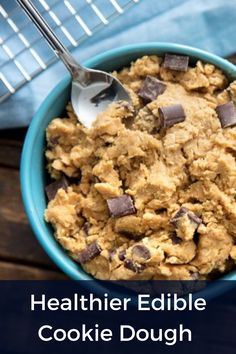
[[1, 0, 236, 129]]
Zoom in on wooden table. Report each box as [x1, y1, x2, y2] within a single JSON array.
[[1, 54, 236, 280], [0, 127, 67, 280]]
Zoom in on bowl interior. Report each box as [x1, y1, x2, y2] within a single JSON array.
[[21, 43, 236, 283]]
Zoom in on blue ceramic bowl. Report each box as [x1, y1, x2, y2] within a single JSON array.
[[21, 42, 236, 288]]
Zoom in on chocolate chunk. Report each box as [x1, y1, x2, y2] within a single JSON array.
[[107, 195, 135, 217], [132, 245, 151, 260], [159, 104, 186, 128], [170, 207, 188, 227], [124, 259, 145, 273], [45, 174, 69, 201], [170, 232, 182, 245], [118, 250, 126, 261], [78, 242, 101, 264], [188, 212, 202, 226], [216, 101, 236, 128], [170, 207, 202, 228], [138, 75, 167, 103], [163, 53, 189, 72]]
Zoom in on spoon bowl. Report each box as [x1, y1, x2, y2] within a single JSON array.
[[71, 69, 131, 128]]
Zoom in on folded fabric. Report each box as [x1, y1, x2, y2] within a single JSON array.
[[1, 0, 236, 129]]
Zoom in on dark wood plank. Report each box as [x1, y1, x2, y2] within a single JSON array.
[[0, 128, 27, 142], [0, 129, 26, 169], [0, 261, 67, 280], [0, 166, 59, 269], [0, 128, 26, 169], [0, 140, 21, 168]]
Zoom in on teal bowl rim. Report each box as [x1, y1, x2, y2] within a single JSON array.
[[20, 42, 236, 295]]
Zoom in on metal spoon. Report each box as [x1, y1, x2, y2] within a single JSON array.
[[16, 0, 131, 128]]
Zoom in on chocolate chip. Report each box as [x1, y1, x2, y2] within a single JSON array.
[[132, 245, 151, 260], [138, 75, 167, 103], [45, 174, 69, 201], [107, 195, 135, 217], [170, 207, 202, 228], [170, 232, 182, 245], [163, 53, 189, 72], [78, 242, 101, 264], [159, 104, 186, 128], [216, 101, 236, 128], [118, 250, 126, 261], [124, 259, 145, 273]]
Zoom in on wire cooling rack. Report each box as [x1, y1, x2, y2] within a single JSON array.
[[0, 0, 139, 103]]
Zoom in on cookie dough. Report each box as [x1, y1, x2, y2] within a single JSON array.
[[44, 54, 236, 280]]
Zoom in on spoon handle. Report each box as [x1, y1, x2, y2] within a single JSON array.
[[16, 0, 88, 80]]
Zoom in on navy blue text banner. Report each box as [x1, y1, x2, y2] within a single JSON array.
[[0, 280, 235, 354]]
